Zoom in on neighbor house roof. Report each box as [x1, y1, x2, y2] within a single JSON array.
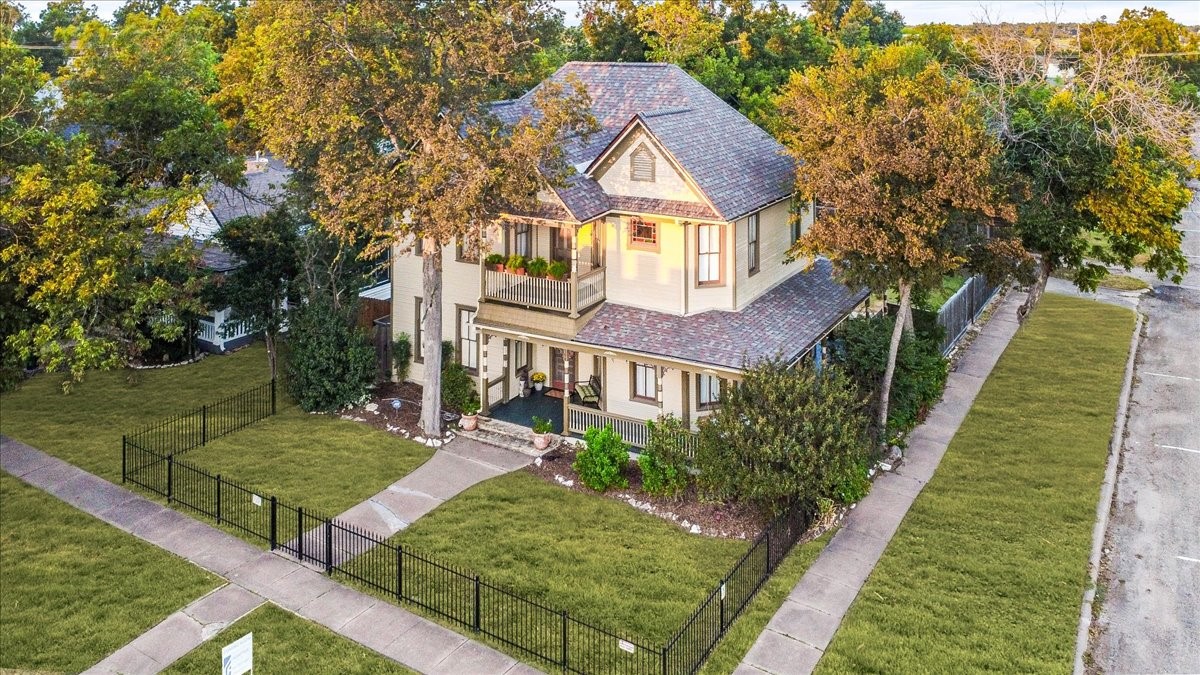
[[491, 62, 795, 223], [574, 258, 868, 370]]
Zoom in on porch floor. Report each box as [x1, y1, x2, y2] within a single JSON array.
[[487, 390, 565, 434]]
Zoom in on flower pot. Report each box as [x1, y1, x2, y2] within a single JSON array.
[[492, 264, 505, 272], [511, 269, 526, 276], [533, 382, 543, 392], [459, 413, 478, 431], [532, 433, 552, 451]]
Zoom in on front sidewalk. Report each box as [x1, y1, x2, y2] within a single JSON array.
[[0, 437, 540, 675], [737, 291, 1023, 675]]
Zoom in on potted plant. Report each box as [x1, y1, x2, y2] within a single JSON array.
[[459, 406, 479, 431], [530, 371, 547, 392], [531, 416, 555, 450], [484, 253, 505, 272], [547, 260, 569, 280], [526, 256, 549, 278], [505, 254, 526, 275]]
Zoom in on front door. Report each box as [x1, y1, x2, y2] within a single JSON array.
[[549, 347, 577, 392]]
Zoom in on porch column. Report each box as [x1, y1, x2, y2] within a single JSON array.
[[568, 224, 581, 318], [478, 232, 487, 304], [561, 349, 573, 436], [656, 365, 665, 420], [501, 338, 511, 403], [681, 370, 690, 428], [479, 331, 490, 415]]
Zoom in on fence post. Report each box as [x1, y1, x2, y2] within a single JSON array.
[[473, 575, 481, 632], [271, 378, 277, 415], [561, 610, 569, 669], [765, 529, 772, 572], [121, 436, 127, 483], [216, 474, 222, 524], [269, 496, 277, 550], [661, 645, 668, 675], [325, 519, 333, 575], [166, 454, 174, 504], [396, 545, 404, 601], [298, 506, 304, 559], [201, 404, 208, 446], [719, 579, 726, 631]]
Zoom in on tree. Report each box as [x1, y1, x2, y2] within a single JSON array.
[[10, 0, 96, 74], [211, 207, 300, 380], [580, 0, 647, 62], [285, 294, 376, 412], [221, 0, 596, 436], [695, 359, 872, 516], [636, 0, 742, 101], [968, 22, 1195, 319], [804, 0, 903, 48], [2, 6, 237, 385], [776, 45, 1018, 441]]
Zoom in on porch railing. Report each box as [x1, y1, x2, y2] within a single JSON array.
[[567, 404, 699, 459], [483, 267, 606, 315]]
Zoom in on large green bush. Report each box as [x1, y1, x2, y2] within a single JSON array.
[[695, 359, 873, 516], [285, 297, 376, 412], [392, 332, 412, 381], [574, 424, 629, 491], [638, 414, 690, 498], [830, 315, 949, 437], [439, 341, 480, 414]]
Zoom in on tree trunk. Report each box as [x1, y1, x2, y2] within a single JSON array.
[[265, 330, 277, 381], [902, 297, 915, 334], [1017, 256, 1052, 324], [879, 281, 912, 451], [420, 240, 444, 437]]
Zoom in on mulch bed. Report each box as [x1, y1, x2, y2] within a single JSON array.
[[338, 380, 454, 441], [525, 442, 767, 540]]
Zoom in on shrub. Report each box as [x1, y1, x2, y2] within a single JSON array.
[[547, 260, 569, 279], [505, 254, 525, 272], [639, 414, 690, 498], [695, 359, 873, 516], [526, 256, 549, 277], [285, 297, 376, 412], [484, 253, 505, 267], [832, 459, 872, 504], [830, 315, 948, 437], [574, 424, 629, 491], [392, 332, 412, 381], [439, 343, 479, 414], [531, 416, 554, 434]]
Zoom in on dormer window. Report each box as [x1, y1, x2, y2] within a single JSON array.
[[630, 143, 656, 182]]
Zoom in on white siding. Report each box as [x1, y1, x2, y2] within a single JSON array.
[[602, 214, 685, 313], [592, 128, 703, 203], [734, 199, 811, 310]]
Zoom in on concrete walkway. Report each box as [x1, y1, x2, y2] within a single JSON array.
[[738, 291, 1024, 675], [84, 584, 265, 674], [0, 437, 541, 675], [333, 437, 531, 537]]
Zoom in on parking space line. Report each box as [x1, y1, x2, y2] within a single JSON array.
[[1158, 444, 1200, 454], [1144, 371, 1199, 382]]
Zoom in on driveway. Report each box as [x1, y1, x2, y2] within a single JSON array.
[[1087, 189, 1200, 672]]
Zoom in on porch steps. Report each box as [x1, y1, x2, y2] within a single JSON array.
[[463, 417, 545, 457]]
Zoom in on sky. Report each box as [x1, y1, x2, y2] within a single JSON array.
[[14, 0, 1200, 27]]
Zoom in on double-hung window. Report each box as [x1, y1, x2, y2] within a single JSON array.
[[510, 222, 531, 258], [632, 363, 658, 402], [697, 223, 722, 286], [747, 212, 760, 276], [697, 374, 722, 410], [413, 297, 424, 362], [457, 307, 477, 372]]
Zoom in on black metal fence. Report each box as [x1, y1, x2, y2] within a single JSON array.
[[121, 380, 815, 675], [936, 275, 1000, 355], [124, 379, 276, 457]]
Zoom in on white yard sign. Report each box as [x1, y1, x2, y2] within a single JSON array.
[[222, 632, 253, 675]]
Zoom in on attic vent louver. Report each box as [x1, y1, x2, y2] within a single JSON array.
[[630, 143, 655, 182]]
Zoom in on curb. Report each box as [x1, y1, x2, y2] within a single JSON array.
[[1073, 310, 1143, 674]]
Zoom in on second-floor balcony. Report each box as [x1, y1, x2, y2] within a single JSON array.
[[482, 265, 605, 317]]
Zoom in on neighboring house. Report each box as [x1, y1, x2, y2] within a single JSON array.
[[165, 154, 291, 353], [389, 62, 867, 443]]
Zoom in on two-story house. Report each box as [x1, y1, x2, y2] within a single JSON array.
[[390, 62, 867, 445]]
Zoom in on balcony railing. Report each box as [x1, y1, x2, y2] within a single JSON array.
[[483, 266, 605, 315], [567, 404, 699, 459]]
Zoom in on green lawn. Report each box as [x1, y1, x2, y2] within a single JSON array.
[[817, 294, 1134, 673], [885, 273, 967, 311], [381, 472, 749, 645], [0, 473, 220, 672], [166, 604, 415, 674], [699, 531, 833, 675], [0, 344, 434, 517]]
